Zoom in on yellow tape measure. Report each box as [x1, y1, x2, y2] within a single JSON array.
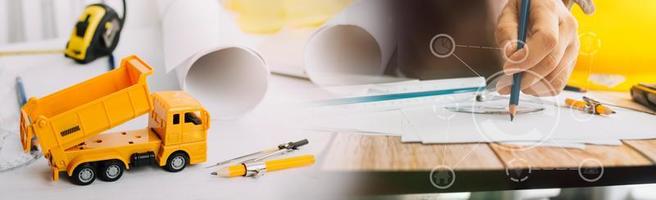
[[0, 1, 125, 66], [65, 1, 125, 64], [631, 83, 656, 111]]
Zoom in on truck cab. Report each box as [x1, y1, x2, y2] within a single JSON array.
[[149, 91, 210, 169]]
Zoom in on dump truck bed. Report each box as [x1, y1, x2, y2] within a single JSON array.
[[20, 55, 154, 154]]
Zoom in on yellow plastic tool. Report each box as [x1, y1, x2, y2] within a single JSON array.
[[565, 97, 615, 115], [65, 1, 125, 64], [20, 55, 210, 185], [266, 154, 315, 171], [568, 1, 656, 91], [631, 83, 656, 111], [215, 154, 316, 177]]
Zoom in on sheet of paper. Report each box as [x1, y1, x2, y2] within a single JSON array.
[[405, 96, 656, 143], [500, 141, 587, 149], [401, 133, 422, 143], [309, 109, 406, 136], [0, 128, 40, 172], [498, 138, 623, 149], [309, 90, 656, 144]]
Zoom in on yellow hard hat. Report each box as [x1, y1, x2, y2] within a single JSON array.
[[569, 0, 656, 91]]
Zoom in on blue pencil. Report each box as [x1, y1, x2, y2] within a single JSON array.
[[509, 0, 531, 121], [16, 76, 27, 107]]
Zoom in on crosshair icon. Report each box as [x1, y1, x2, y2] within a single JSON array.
[[429, 34, 456, 58]]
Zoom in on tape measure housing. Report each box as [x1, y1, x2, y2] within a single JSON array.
[[65, 4, 122, 64]]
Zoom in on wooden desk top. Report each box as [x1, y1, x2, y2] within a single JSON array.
[[323, 133, 656, 170], [323, 133, 656, 171], [318, 92, 656, 194]]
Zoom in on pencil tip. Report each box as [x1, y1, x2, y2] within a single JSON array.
[[210, 172, 217, 176], [508, 105, 517, 122]]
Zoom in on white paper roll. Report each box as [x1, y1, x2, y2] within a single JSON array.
[[257, 29, 315, 79], [304, 0, 394, 86], [158, 0, 269, 119]]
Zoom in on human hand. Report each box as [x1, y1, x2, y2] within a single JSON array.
[[495, 0, 583, 96]]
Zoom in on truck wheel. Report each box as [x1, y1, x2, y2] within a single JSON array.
[[164, 151, 188, 172], [70, 163, 96, 185], [98, 160, 124, 182]]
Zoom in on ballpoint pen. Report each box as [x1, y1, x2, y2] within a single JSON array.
[[509, 0, 531, 121]]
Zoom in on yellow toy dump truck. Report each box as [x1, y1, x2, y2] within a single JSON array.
[[19, 55, 210, 185]]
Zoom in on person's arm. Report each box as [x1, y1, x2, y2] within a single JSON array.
[[495, 0, 594, 96]]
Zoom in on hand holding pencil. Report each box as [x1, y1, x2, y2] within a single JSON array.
[[507, 0, 531, 121], [495, 0, 581, 97]]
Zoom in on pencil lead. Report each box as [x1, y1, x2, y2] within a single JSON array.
[[210, 172, 217, 176], [508, 105, 517, 122]]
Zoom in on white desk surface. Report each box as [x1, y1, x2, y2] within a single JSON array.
[[0, 25, 353, 200]]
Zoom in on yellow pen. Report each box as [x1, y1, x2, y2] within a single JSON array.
[[212, 154, 316, 177]]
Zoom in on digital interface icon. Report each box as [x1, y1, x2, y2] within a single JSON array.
[[505, 158, 532, 182], [429, 165, 456, 189], [578, 159, 604, 182], [429, 34, 456, 58]]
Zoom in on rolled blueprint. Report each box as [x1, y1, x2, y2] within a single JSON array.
[[304, 0, 394, 86], [158, 0, 269, 119]]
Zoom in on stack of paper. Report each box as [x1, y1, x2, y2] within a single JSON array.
[[306, 78, 656, 148]]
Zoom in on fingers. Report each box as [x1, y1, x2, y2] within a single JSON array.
[[518, 53, 559, 90], [523, 40, 580, 96], [495, 0, 581, 97], [518, 13, 577, 90], [503, 0, 560, 73], [496, 75, 513, 95], [495, 0, 519, 49], [573, 0, 595, 15], [545, 40, 579, 84]]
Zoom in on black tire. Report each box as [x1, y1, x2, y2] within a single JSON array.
[[98, 160, 124, 182], [70, 163, 96, 185], [164, 151, 188, 172]]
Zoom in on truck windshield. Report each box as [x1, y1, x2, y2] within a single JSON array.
[[184, 112, 202, 125]]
